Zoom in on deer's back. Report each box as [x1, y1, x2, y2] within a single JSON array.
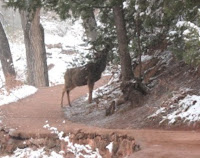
[[64, 57, 106, 89], [64, 66, 88, 88]]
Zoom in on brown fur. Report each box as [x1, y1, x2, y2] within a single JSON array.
[[61, 45, 110, 107]]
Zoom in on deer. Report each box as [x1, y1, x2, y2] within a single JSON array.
[[61, 45, 110, 107]]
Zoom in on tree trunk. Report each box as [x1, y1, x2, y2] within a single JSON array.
[[0, 20, 16, 85], [81, 8, 98, 42], [113, 1, 134, 81], [20, 8, 49, 87], [136, 18, 142, 80], [20, 11, 35, 86]]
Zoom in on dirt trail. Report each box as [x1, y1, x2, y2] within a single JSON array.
[[0, 76, 111, 135], [128, 129, 200, 158], [0, 76, 200, 157]]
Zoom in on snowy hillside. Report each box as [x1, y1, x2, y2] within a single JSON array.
[[0, 11, 90, 106]]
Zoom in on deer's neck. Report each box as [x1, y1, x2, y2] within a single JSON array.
[[96, 52, 107, 73]]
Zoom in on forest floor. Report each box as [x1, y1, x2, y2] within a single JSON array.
[[1, 75, 200, 158]]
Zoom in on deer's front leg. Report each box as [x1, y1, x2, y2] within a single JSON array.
[[67, 90, 72, 107], [88, 82, 94, 104], [61, 88, 65, 107]]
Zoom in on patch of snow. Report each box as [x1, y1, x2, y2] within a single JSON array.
[[176, 21, 186, 27], [135, 5, 139, 11], [169, 31, 177, 36], [92, 77, 121, 100], [2, 147, 63, 158], [176, 21, 199, 31], [44, 123, 103, 158], [43, 124, 50, 129], [0, 85, 37, 106], [41, 16, 85, 47], [148, 107, 166, 118], [150, 95, 200, 125], [145, 6, 151, 15], [123, 1, 129, 9], [41, 15, 90, 86], [183, 29, 190, 36], [106, 142, 113, 153], [139, 12, 145, 16], [46, 48, 69, 85], [176, 21, 200, 41], [165, 95, 200, 124], [141, 55, 152, 62]]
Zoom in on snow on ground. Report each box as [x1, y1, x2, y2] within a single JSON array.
[[0, 11, 89, 105], [9, 42, 27, 82], [106, 142, 113, 154], [0, 11, 109, 157], [2, 148, 63, 158], [82, 70, 121, 110], [0, 11, 89, 145], [42, 16, 85, 48], [0, 85, 37, 106], [93, 75, 120, 98], [41, 14, 92, 86], [0, 34, 37, 107], [1, 9, 200, 158], [43, 123, 102, 158], [148, 107, 166, 119], [141, 55, 152, 62], [149, 95, 200, 125], [3, 122, 104, 158]]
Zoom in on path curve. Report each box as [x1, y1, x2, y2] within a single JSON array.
[[0, 76, 200, 158], [0, 76, 111, 135]]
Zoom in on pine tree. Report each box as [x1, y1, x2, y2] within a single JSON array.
[[44, 0, 134, 81], [112, 0, 134, 81], [125, 0, 200, 70], [43, 0, 100, 43], [167, 0, 200, 66]]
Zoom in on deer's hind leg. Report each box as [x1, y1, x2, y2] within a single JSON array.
[[61, 88, 72, 107], [61, 88, 66, 107], [88, 82, 94, 104], [67, 90, 72, 107]]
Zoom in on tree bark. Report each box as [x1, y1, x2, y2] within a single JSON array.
[[20, 8, 49, 87], [0, 20, 16, 84], [113, 1, 134, 81], [136, 18, 142, 80], [81, 8, 98, 42]]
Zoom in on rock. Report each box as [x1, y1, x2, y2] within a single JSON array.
[[4, 127, 10, 133], [5, 144, 14, 153], [0, 125, 3, 131], [8, 129, 19, 138], [112, 141, 119, 155], [46, 139, 56, 149], [75, 132, 85, 140], [133, 144, 141, 152], [105, 101, 115, 116], [0, 127, 138, 158], [30, 138, 46, 147]]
